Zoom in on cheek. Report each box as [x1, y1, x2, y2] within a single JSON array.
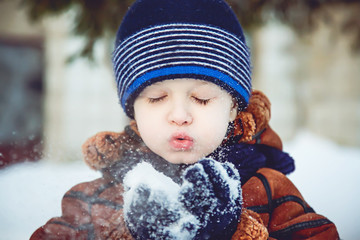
[[134, 104, 155, 138], [136, 115, 158, 140], [196, 106, 231, 145], [134, 104, 167, 153], [203, 118, 229, 141]]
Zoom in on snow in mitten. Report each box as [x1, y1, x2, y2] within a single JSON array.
[[123, 159, 242, 240], [123, 162, 199, 240], [179, 158, 242, 240]]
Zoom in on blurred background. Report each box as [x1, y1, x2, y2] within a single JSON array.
[[0, 0, 359, 239]]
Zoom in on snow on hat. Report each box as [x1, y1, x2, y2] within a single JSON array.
[[112, 0, 252, 118]]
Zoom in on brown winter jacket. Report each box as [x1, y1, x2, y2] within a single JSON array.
[[31, 91, 339, 239], [30, 127, 338, 240]]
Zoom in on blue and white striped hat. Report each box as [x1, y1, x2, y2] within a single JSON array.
[[113, 0, 252, 118]]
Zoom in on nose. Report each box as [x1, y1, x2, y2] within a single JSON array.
[[168, 102, 193, 126]]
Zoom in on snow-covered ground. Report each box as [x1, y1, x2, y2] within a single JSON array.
[[285, 131, 360, 240], [0, 130, 359, 240]]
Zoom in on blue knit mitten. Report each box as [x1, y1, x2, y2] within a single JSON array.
[[179, 158, 242, 240]]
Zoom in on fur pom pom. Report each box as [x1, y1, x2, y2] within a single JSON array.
[[231, 112, 256, 142], [229, 90, 270, 142], [231, 209, 269, 240], [228, 90, 282, 150]]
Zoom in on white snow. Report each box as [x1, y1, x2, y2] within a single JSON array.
[[0, 130, 359, 240], [285, 131, 360, 239], [0, 161, 101, 240], [123, 162, 199, 239], [123, 162, 180, 198]]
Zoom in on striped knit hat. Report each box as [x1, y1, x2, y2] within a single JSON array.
[[113, 0, 252, 118]]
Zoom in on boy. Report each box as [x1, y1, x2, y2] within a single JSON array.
[[31, 0, 339, 239]]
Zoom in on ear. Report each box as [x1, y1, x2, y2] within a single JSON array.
[[229, 99, 238, 122]]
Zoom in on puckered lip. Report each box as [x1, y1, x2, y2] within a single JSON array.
[[169, 132, 194, 150]]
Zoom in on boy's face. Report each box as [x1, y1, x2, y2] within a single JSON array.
[[134, 78, 237, 164]]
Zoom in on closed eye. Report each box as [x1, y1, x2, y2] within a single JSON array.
[[148, 95, 167, 103], [192, 96, 211, 105]]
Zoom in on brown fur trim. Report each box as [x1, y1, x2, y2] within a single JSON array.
[[82, 124, 148, 170], [246, 90, 271, 135], [231, 209, 269, 240], [82, 131, 127, 170]]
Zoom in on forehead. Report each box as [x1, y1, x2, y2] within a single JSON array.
[[144, 78, 222, 91]]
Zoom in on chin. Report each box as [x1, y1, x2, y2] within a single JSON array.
[[164, 154, 203, 165]]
